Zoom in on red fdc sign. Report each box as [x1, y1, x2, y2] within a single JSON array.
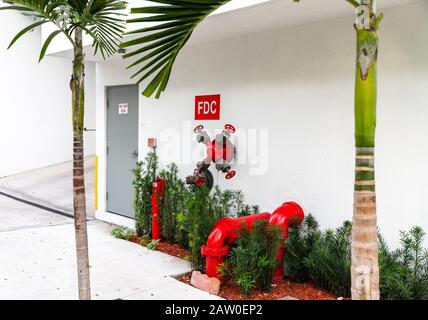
[[195, 94, 221, 120]]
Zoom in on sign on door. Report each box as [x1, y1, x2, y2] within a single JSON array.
[[118, 103, 128, 115], [195, 95, 220, 120]]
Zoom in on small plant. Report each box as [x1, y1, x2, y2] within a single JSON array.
[[139, 235, 150, 246], [236, 272, 256, 297], [159, 163, 189, 243], [229, 220, 282, 296], [217, 261, 232, 278], [211, 186, 235, 219], [283, 215, 353, 297], [176, 211, 190, 249], [284, 214, 320, 282], [379, 226, 428, 300], [133, 152, 158, 237], [146, 239, 160, 251], [237, 205, 259, 217], [304, 221, 352, 298], [256, 255, 277, 292], [186, 186, 219, 271], [111, 226, 134, 241]]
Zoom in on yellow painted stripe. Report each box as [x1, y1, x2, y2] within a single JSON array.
[[94, 155, 99, 211]]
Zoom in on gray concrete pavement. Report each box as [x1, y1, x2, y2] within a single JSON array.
[[0, 195, 71, 232], [0, 195, 220, 300], [0, 156, 95, 218], [0, 159, 222, 300]]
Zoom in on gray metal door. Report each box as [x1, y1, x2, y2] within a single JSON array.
[[106, 85, 139, 218]]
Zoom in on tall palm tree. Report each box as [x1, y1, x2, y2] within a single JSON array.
[[121, 0, 382, 299], [346, 0, 382, 300], [0, 0, 126, 300]]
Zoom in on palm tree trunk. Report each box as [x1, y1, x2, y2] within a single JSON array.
[[71, 27, 91, 300], [351, 6, 381, 299]]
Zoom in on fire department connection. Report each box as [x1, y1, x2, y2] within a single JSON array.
[[148, 95, 305, 284]]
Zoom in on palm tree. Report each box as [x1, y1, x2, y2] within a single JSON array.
[[0, 0, 126, 300], [121, 0, 382, 299], [346, 0, 382, 300]]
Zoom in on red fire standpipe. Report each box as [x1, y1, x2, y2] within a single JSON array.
[[151, 178, 165, 241], [269, 202, 305, 283], [201, 213, 271, 278], [201, 202, 304, 279]]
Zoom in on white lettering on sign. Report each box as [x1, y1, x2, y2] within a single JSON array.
[[118, 103, 128, 115], [198, 101, 217, 115]]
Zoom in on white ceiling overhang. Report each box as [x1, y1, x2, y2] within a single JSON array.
[[44, 0, 423, 61]]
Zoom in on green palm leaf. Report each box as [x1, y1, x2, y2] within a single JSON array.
[[1, 0, 126, 60], [121, 0, 232, 98]]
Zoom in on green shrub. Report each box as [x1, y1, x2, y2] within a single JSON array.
[[284, 213, 428, 300], [176, 211, 190, 249], [284, 216, 353, 297], [217, 260, 232, 278], [284, 214, 320, 282], [229, 220, 282, 296], [111, 226, 134, 241], [209, 188, 259, 218], [304, 221, 352, 298], [132, 153, 260, 272], [139, 235, 150, 246], [133, 152, 158, 237], [186, 186, 220, 271], [159, 163, 189, 243], [146, 239, 160, 251], [229, 190, 259, 217], [237, 204, 259, 217], [236, 272, 256, 297], [176, 185, 258, 270], [211, 186, 235, 217], [379, 227, 428, 300]]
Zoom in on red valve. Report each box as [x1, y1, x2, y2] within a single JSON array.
[[225, 170, 236, 180], [188, 124, 237, 189], [194, 125, 204, 133], [224, 124, 235, 133]]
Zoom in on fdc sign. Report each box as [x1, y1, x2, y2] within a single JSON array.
[[195, 94, 220, 120]]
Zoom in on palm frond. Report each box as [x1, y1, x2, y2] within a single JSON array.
[[121, 0, 232, 98], [1, 0, 126, 60], [1, 0, 76, 47], [80, 0, 127, 58]]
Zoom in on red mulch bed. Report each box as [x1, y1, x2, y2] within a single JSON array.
[[156, 242, 190, 260], [177, 272, 337, 300], [130, 236, 191, 260], [126, 236, 337, 300]]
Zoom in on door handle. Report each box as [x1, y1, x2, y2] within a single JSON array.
[[132, 150, 138, 158]]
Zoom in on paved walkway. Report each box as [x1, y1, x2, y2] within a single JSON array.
[[0, 156, 95, 218], [0, 161, 221, 300]]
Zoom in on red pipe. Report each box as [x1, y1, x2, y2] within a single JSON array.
[[269, 202, 304, 283], [201, 213, 271, 278], [201, 202, 304, 280], [151, 178, 165, 240]]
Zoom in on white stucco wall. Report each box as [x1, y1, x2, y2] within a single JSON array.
[[0, 12, 96, 177], [95, 1, 428, 247]]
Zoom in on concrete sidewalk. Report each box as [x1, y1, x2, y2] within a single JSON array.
[[0, 159, 222, 300], [0, 156, 95, 218], [0, 195, 221, 300]]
